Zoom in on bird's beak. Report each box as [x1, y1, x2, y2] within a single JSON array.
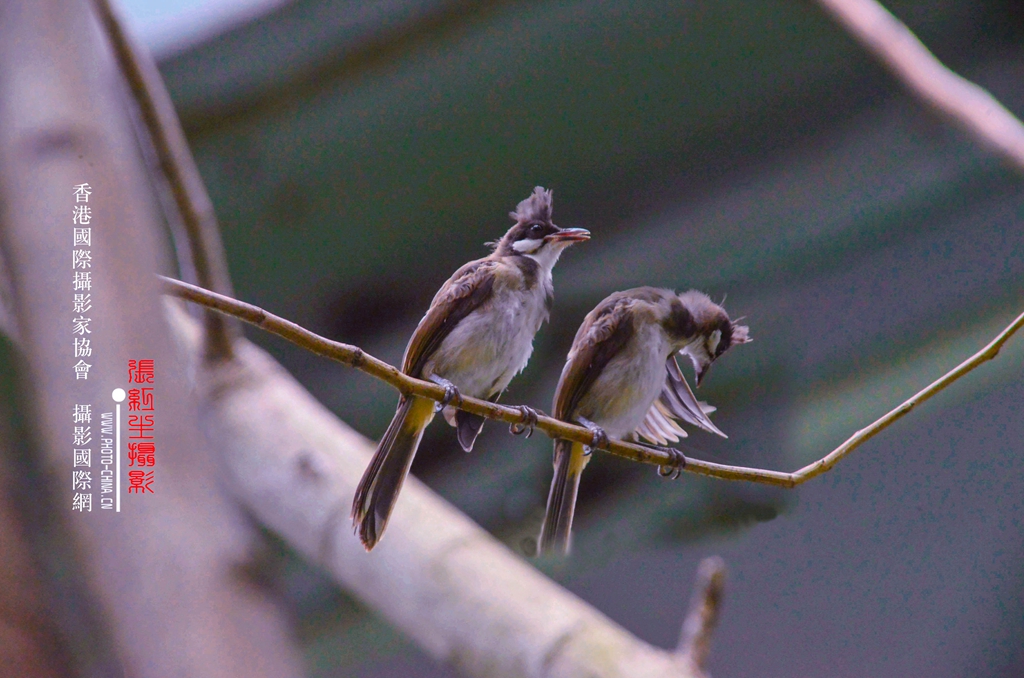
[[694, 360, 712, 387], [547, 227, 590, 243]]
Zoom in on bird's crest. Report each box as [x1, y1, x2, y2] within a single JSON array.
[[509, 186, 553, 224]]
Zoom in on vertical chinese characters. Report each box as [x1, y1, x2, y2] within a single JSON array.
[[72, 182, 93, 381], [72, 403, 92, 512], [71, 183, 93, 512], [127, 359, 155, 494]]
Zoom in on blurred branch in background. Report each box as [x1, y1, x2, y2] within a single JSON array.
[[677, 557, 726, 674], [817, 0, 1024, 170], [90, 0, 239, 361], [161, 274, 1024, 488]]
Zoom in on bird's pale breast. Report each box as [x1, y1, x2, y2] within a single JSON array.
[[574, 321, 672, 439], [425, 269, 550, 399]]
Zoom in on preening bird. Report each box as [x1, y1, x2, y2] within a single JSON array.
[[538, 287, 751, 555], [352, 187, 589, 550]]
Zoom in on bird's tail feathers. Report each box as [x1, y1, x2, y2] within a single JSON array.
[[352, 396, 434, 550], [538, 439, 584, 555]]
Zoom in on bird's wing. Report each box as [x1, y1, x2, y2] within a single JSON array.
[[553, 294, 636, 420], [639, 355, 727, 441], [402, 258, 497, 377], [636, 398, 691, 445]]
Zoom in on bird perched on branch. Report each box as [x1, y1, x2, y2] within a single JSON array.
[[538, 287, 751, 555], [353, 187, 590, 550]]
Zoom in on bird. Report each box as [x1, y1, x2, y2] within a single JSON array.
[[537, 287, 751, 555], [352, 186, 590, 550]]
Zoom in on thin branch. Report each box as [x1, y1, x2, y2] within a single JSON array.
[[159, 275, 683, 472], [677, 557, 726, 673], [90, 0, 239, 361], [159, 275, 1024, 488], [816, 0, 1024, 171]]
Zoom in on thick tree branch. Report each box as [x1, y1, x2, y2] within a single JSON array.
[[816, 0, 1024, 171], [160, 275, 1024, 488], [90, 0, 238, 361]]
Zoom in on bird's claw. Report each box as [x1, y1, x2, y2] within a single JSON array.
[[509, 405, 540, 437], [433, 378, 461, 412], [657, 447, 686, 480], [584, 426, 609, 455]]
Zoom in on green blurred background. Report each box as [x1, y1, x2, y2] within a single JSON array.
[[146, 0, 1024, 675]]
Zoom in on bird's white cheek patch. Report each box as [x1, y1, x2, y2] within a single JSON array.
[[708, 329, 721, 355], [512, 238, 542, 253]]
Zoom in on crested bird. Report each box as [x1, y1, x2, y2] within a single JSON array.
[[353, 187, 589, 550], [538, 287, 751, 555]]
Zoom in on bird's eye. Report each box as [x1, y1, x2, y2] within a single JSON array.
[[528, 224, 544, 237]]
